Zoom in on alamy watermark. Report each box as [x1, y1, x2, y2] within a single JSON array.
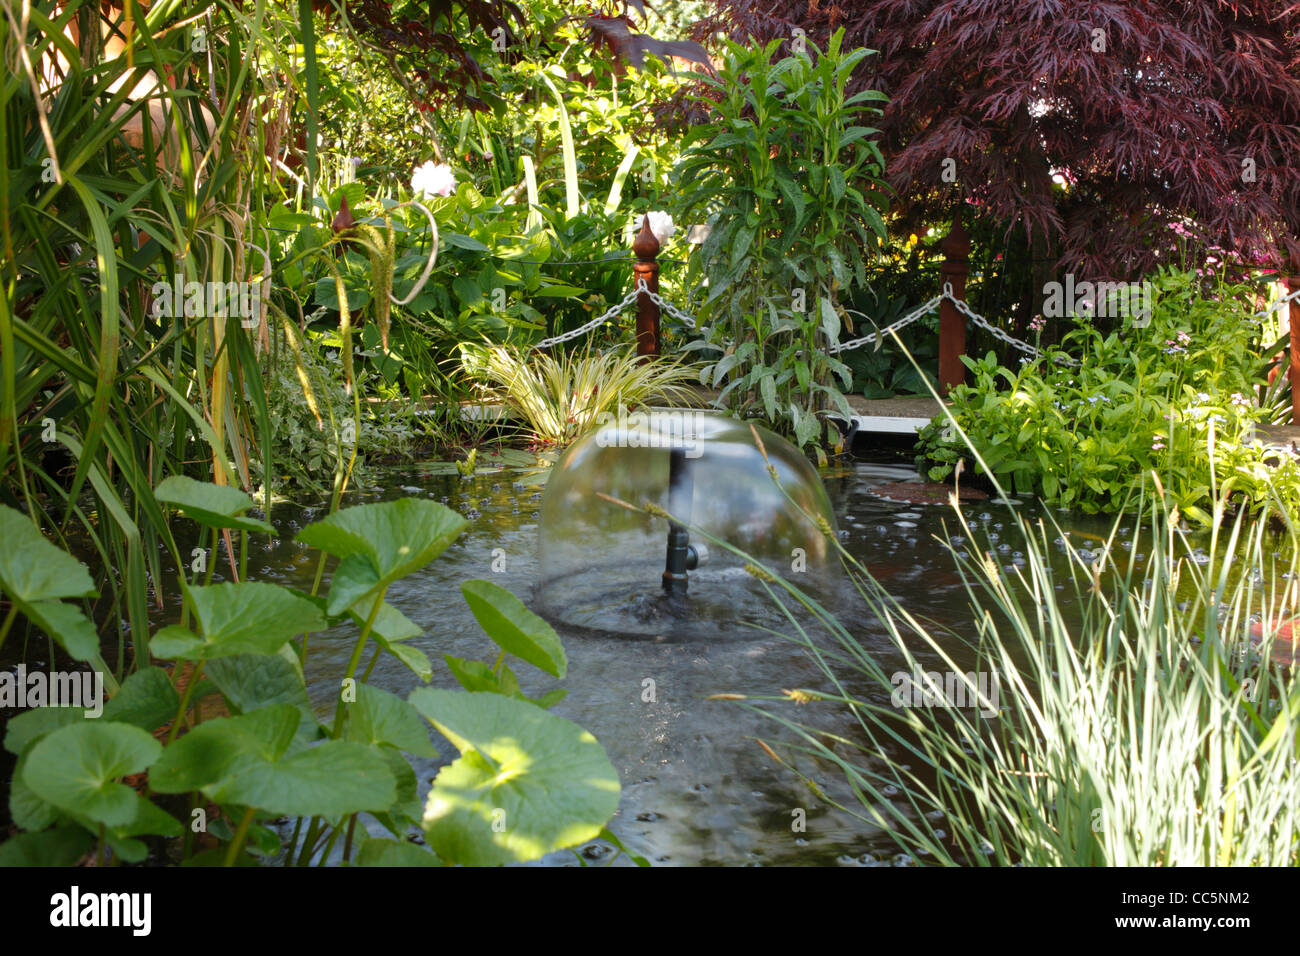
[[0, 665, 103, 717], [151, 275, 264, 329], [593, 405, 708, 459], [891, 666, 1000, 718], [1042, 275, 1152, 327]]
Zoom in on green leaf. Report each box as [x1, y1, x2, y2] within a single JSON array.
[[4, 706, 85, 756], [410, 689, 620, 866], [10, 755, 60, 831], [102, 666, 179, 731], [18, 600, 99, 661], [354, 838, 440, 867], [348, 685, 438, 757], [150, 705, 395, 817], [354, 598, 423, 643], [23, 723, 162, 826], [598, 826, 650, 867], [203, 651, 315, 729], [210, 742, 396, 817], [0, 826, 93, 867], [151, 582, 327, 660], [0, 505, 95, 603], [443, 654, 505, 694], [297, 500, 467, 598], [460, 579, 567, 678], [327, 552, 382, 616], [378, 638, 433, 681], [154, 476, 274, 533]]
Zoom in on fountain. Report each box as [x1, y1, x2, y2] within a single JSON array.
[[536, 409, 838, 640]]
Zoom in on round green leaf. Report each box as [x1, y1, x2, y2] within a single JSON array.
[[410, 689, 619, 866], [151, 582, 327, 660], [23, 723, 162, 827], [296, 499, 467, 593]]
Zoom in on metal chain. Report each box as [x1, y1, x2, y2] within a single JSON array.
[[829, 295, 942, 354], [640, 284, 701, 330], [534, 279, 703, 348], [1253, 286, 1300, 320], [534, 283, 643, 348]]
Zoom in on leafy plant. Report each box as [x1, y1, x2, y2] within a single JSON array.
[[917, 269, 1278, 522], [674, 29, 890, 455], [0, 489, 622, 867]]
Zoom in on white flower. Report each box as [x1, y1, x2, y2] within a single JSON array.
[[636, 211, 676, 243], [411, 161, 456, 198]]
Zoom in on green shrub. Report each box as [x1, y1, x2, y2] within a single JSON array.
[[917, 269, 1280, 523], [675, 29, 890, 457]]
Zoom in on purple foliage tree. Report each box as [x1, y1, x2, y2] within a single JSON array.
[[695, 0, 1300, 278]]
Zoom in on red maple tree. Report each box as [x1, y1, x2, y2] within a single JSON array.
[[694, 0, 1300, 279]]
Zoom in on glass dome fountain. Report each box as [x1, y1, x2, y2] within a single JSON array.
[[536, 410, 838, 640]]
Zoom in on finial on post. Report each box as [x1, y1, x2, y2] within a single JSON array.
[[633, 217, 661, 360]]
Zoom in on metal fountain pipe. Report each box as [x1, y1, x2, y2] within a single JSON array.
[[662, 446, 696, 595]]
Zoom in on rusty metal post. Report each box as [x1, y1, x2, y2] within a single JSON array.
[[1288, 275, 1300, 424], [938, 213, 972, 396], [633, 218, 661, 360]]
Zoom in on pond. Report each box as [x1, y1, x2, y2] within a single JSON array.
[[212, 439, 1254, 866]]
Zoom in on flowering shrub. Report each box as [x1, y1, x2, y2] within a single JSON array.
[[917, 269, 1280, 523]]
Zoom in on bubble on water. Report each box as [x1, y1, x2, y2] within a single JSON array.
[[895, 521, 917, 529], [882, 784, 900, 797], [979, 512, 992, 521], [896, 512, 922, 520], [400, 485, 421, 494], [892, 853, 916, 867], [997, 543, 1011, 553]]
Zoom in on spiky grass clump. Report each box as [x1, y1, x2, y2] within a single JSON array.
[[467, 343, 702, 447]]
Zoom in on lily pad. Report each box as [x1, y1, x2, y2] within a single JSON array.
[[155, 476, 274, 533], [410, 689, 620, 866]]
